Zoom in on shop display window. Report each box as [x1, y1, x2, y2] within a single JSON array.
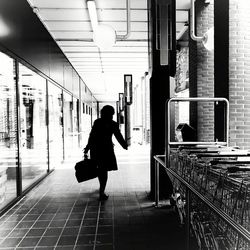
[[0, 51, 84, 213], [0, 52, 18, 210]]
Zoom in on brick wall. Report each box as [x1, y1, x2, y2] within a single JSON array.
[[229, 0, 250, 149], [186, 0, 250, 148], [189, 0, 214, 142]]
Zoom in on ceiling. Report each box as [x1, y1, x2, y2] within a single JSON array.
[[26, 0, 190, 103]]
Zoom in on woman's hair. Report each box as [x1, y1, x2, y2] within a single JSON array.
[[101, 105, 115, 118]]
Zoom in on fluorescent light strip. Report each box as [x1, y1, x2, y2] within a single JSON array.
[[87, 0, 98, 31]]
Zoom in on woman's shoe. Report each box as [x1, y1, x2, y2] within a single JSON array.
[[99, 193, 109, 201]]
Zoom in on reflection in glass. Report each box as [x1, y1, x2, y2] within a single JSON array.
[[19, 64, 48, 190], [0, 52, 17, 210], [48, 83, 63, 168], [63, 92, 73, 159]]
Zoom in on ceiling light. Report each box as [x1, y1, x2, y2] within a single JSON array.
[[87, 0, 116, 50], [87, 0, 98, 31], [0, 16, 10, 37], [93, 24, 116, 50]]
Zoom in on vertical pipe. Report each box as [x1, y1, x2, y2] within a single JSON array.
[[190, 0, 203, 42], [116, 0, 131, 40]]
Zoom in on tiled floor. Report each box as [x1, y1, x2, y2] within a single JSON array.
[[0, 145, 185, 250]]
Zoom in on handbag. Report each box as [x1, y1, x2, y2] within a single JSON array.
[[75, 156, 98, 183]]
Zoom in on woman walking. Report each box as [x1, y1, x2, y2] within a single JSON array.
[[84, 105, 128, 200]]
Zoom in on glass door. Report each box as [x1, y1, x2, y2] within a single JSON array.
[[19, 64, 48, 190]]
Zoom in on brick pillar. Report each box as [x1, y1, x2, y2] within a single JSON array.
[[189, 0, 214, 142], [229, 0, 250, 149]]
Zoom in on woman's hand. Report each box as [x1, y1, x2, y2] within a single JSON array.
[[83, 147, 88, 154]]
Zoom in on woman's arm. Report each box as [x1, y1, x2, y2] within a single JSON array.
[[114, 123, 128, 149], [84, 120, 97, 153]]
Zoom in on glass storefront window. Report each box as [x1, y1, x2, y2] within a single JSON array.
[[0, 52, 18, 210], [0, 51, 84, 212], [19, 64, 48, 190], [48, 83, 63, 168], [0, 50, 84, 212]]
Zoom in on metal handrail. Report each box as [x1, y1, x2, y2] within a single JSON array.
[[166, 97, 229, 144], [154, 155, 250, 245]]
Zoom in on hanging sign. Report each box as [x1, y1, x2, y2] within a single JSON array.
[[124, 74, 133, 105]]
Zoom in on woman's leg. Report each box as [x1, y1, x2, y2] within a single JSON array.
[[98, 169, 108, 199]]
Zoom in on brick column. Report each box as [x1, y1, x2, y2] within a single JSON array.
[[189, 0, 214, 142], [229, 0, 250, 149]]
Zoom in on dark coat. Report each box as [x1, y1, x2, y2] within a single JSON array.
[[85, 118, 127, 171]]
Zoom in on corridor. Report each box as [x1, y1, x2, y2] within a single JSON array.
[[0, 145, 184, 250]]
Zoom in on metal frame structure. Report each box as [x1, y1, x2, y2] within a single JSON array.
[[165, 97, 230, 168]]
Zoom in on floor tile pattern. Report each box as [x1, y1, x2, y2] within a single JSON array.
[[0, 146, 185, 250]]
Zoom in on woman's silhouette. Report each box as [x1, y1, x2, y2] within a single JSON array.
[[84, 105, 128, 200]]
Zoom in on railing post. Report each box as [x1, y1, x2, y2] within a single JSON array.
[[155, 160, 160, 207], [185, 187, 190, 250]]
